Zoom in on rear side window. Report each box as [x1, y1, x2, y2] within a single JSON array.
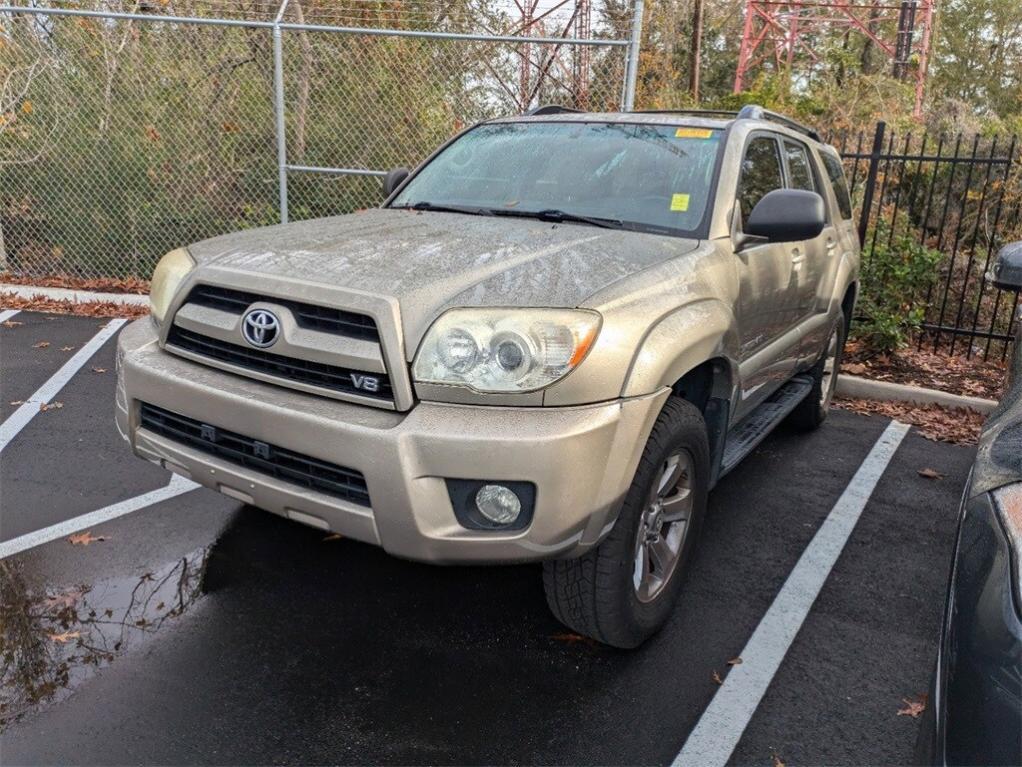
[[783, 140, 815, 191], [737, 137, 784, 229], [821, 153, 853, 220]]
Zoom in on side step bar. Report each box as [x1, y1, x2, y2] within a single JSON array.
[[718, 375, 814, 478]]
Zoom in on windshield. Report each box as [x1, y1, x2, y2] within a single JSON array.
[[389, 121, 724, 236]]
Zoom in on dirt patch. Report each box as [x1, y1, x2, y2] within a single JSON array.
[[0, 273, 149, 295], [834, 396, 986, 446], [843, 340, 1007, 401], [0, 292, 148, 319]]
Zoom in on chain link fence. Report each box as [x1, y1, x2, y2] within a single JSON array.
[[0, 1, 639, 280]]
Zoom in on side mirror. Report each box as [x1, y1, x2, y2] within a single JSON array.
[[382, 167, 410, 199], [990, 241, 1022, 292], [745, 189, 826, 243]]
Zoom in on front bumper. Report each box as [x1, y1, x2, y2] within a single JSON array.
[[116, 319, 667, 563]]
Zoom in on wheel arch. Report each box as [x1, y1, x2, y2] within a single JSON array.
[[620, 299, 739, 484], [669, 358, 733, 484], [620, 298, 740, 401]]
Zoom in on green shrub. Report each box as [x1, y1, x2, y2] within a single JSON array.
[[853, 221, 943, 354]]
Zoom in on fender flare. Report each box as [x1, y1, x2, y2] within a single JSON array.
[[620, 299, 741, 400], [828, 252, 859, 319]]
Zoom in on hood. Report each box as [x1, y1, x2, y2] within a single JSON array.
[[971, 324, 1022, 497], [186, 208, 699, 348]]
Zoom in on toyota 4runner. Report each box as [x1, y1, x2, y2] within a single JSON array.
[[117, 104, 860, 648]]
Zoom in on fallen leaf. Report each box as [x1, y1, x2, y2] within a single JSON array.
[[39, 401, 63, 412], [47, 630, 80, 644], [9, 400, 24, 406], [550, 632, 597, 647], [897, 694, 927, 718], [68, 531, 107, 546], [156, 601, 165, 610], [712, 670, 723, 685], [33, 340, 50, 348], [772, 754, 786, 767], [92, 367, 107, 374], [1, 320, 22, 327], [60, 345, 74, 351], [843, 362, 868, 375], [727, 656, 743, 666], [322, 533, 344, 542], [918, 467, 944, 479]]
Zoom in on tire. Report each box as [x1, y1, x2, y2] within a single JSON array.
[[788, 311, 846, 432], [542, 396, 709, 649]]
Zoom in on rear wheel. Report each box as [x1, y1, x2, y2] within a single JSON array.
[[788, 312, 845, 431], [543, 397, 709, 649]]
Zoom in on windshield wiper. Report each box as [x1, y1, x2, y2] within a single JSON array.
[[391, 201, 494, 216], [489, 208, 627, 230]]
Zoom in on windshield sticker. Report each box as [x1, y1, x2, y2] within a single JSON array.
[[670, 193, 691, 212], [675, 128, 714, 139]]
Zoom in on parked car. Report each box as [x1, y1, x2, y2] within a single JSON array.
[[916, 241, 1022, 765], [116, 104, 860, 647]]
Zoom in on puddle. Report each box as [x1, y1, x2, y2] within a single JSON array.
[[0, 547, 210, 727]]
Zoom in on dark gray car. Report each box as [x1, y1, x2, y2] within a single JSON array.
[[916, 241, 1022, 765]]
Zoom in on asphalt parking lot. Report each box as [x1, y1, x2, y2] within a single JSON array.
[[1, 310, 979, 766]]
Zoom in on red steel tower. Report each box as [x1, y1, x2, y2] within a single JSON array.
[[733, 1, 936, 117]]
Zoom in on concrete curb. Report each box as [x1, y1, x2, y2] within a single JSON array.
[[0, 283, 149, 307], [836, 374, 997, 414]]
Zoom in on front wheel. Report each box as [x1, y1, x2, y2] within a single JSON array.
[[542, 397, 709, 649], [788, 312, 845, 431]]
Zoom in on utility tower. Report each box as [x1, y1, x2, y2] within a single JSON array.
[[733, 0, 935, 117], [511, 0, 594, 111]]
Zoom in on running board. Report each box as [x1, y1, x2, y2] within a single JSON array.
[[718, 375, 814, 478]]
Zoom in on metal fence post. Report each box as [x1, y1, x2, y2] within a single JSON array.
[[272, 0, 290, 224], [857, 120, 886, 247], [622, 0, 644, 111]]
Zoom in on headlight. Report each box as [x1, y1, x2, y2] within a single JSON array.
[[149, 248, 195, 325], [992, 482, 1022, 600], [413, 308, 601, 393]]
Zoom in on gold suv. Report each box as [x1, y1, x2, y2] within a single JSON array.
[[117, 105, 860, 647]]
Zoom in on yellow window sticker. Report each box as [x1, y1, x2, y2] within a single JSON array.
[[670, 193, 690, 212], [675, 128, 714, 139]]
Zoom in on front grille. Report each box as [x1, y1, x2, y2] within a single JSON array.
[[166, 326, 393, 402], [139, 403, 370, 507], [185, 285, 380, 342]]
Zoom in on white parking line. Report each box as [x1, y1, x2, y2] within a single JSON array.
[[0, 473, 200, 559], [673, 420, 911, 767], [0, 318, 127, 453], [0, 309, 20, 323]]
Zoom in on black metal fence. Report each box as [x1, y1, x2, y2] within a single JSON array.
[[835, 122, 1021, 360]]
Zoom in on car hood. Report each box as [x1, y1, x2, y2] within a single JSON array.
[[186, 208, 699, 350]]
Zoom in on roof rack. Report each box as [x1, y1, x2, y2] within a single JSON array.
[[735, 104, 821, 142], [525, 104, 583, 116], [629, 104, 821, 142], [630, 108, 740, 119]]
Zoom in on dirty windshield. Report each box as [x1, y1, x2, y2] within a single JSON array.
[[390, 121, 723, 236]]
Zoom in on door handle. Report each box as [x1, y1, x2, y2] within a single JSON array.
[[825, 239, 838, 254], [791, 247, 806, 264]]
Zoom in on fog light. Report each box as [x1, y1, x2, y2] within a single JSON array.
[[475, 484, 522, 525]]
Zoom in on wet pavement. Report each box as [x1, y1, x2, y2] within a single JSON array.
[[0, 312, 979, 765]]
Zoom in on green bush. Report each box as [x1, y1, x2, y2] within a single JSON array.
[[853, 221, 943, 354]]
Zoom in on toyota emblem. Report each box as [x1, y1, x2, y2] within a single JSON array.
[[242, 308, 281, 348]]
